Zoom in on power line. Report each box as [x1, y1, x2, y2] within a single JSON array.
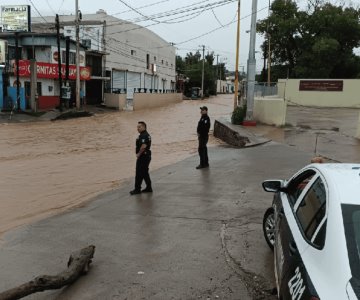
[[106, 0, 235, 27], [173, 6, 269, 47], [111, 0, 171, 17], [116, 0, 160, 24], [28, 0, 48, 23]]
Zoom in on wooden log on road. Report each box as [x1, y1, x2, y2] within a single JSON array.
[[0, 245, 95, 300]]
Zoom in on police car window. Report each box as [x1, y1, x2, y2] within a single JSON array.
[[287, 170, 316, 206], [312, 220, 326, 248], [296, 177, 326, 242], [342, 205, 360, 284]]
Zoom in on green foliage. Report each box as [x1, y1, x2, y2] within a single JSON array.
[[177, 51, 220, 97], [231, 105, 247, 125], [257, 0, 360, 79]]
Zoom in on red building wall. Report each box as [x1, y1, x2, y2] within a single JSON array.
[[38, 96, 60, 110]]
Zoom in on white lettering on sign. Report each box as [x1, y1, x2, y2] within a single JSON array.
[[288, 267, 306, 300]]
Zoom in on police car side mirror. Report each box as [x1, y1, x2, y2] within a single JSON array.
[[262, 180, 285, 193]]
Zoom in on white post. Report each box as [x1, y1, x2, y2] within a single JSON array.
[[246, 0, 258, 121], [201, 45, 205, 99]]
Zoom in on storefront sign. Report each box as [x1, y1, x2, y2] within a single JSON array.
[[1, 5, 31, 32], [299, 80, 343, 92], [14, 60, 91, 80]]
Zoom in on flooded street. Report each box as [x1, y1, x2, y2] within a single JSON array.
[[2, 96, 359, 238], [0, 95, 232, 237]]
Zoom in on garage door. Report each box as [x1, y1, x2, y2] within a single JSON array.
[[153, 75, 159, 90], [127, 71, 141, 99], [112, 70, 125, 92], [145, 74, 152, 90]]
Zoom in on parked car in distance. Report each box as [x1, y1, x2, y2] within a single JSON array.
[[262, 163, 360, 300]]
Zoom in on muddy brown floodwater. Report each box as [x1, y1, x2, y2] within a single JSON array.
[[0, 95, 232, 237]]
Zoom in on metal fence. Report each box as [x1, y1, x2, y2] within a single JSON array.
[[254, 82, 278, 97]]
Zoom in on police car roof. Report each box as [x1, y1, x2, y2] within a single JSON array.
[[311, 163, 360, 205]]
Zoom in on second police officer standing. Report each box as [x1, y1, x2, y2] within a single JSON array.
[[130, 121, 153, 195], [196, 106, 211, 169]]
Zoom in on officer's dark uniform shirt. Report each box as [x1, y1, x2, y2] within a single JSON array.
[[197, 114, 211, 137], [136, 130, 151, 156]]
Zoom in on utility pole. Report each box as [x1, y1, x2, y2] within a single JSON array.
[[233, 0, 241, 110], [201, 45, 205, 99], [55, 14, 63, 105], [30, 59, 37, 112], [244, 0, 258, 125], [267, 0, 271, 86], [75, 0, 80, 109], [216, 54, 219, 94], [15, 32, 20, 111]]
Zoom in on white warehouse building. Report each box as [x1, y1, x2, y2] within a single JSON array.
[[33, 9, 176, 102]]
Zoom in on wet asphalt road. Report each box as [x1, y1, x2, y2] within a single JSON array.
[[0, 142, 313, 300]]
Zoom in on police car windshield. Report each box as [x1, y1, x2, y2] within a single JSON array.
[[342, 204, 360, 287]]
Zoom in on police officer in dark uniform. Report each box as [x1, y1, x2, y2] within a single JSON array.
[[196, 106, 211, 169], [130, 121, 153, 195]]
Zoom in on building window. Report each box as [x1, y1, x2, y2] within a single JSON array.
[[154, 56, 156, 62], [146, 54, 150, 69], [82, 39, 91, 49], [61, 51, 76, 64], [131, 50, 136, 55], [161, 59, 164, 64]]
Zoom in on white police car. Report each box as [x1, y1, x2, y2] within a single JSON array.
[[262, 163, 360, 300]]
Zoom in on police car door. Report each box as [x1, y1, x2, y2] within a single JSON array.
[[275, 169, 316, 298], [289, 174, 327, 300]]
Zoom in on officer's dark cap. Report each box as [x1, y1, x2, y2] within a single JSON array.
[[200, 106, 208, 111]]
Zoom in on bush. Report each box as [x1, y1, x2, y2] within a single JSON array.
[[231, 105, 247, 125]]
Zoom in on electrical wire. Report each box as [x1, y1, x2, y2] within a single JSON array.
[[111, 0, 171, 17], [170, 6, 269, 47], [116, 0, 160, 24], [211, 8, 224, 27], [45, 0, 56, 15], [106, 0, 234, 27], [27, 0, 49, 23]]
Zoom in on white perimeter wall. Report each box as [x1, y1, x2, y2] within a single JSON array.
[[278, 79, 360, 108]]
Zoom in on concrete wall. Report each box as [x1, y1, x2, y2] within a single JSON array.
[[278, 79, 360, 108], [253, 97, 287, 126], [104, 93, 127, 110], [133, 93, 182, 110], [216, 80, 228, 93]]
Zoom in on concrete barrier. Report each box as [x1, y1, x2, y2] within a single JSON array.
[[213, 120, 250, 147], [104, 93, 126, 110], [133, 93, 182, 110], [254, 97, 287, 126]]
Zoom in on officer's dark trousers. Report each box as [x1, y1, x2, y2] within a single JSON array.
[[198, 135, 209, 166], [135, 155, 151, 191]]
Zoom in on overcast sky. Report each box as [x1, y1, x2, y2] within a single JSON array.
[[2, 0, 356, 72]]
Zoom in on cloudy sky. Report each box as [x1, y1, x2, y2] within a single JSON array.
[[1, 0, 355, 72]]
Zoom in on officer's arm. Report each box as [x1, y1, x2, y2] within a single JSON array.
[[206, 120, 211, 132], [136, 144, 147, 158]]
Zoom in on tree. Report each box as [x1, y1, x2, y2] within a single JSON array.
[[257, 0, 360, 79], [176, 53, 218, 97]]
